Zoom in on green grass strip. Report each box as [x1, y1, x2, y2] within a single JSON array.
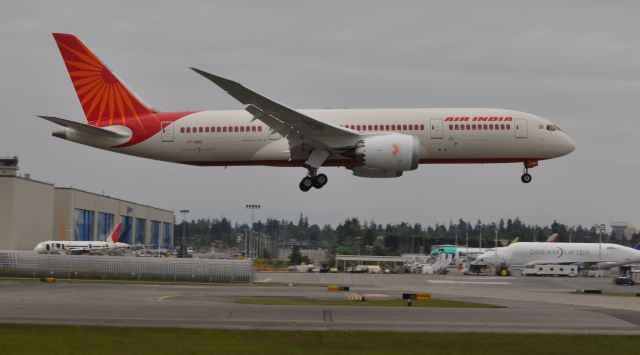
[[0, 325, 639, 355]]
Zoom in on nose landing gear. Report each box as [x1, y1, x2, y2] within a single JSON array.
[[299, 168, 328, 192], [521, 160, 538, 184]]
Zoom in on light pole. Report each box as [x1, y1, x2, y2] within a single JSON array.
[[179, 209, 189, 256], [246, 204, 261, 258], [569, 225, 575, 243], [494, 227, 499, 258], [597, 224, 606, 276]]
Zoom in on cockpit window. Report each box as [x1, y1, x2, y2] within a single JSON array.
[[546, 124, 563, 132]]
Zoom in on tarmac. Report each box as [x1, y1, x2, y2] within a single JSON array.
[[0, 272, 639, 334]]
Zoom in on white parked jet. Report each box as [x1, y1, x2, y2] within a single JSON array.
[[34, 223, 130, 254], [41, 33, 575, 191], [475, 242, 640, 267]]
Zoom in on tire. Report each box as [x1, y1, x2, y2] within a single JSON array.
[[313, 174, 328, 188], [521, 173, 532, 183], [299, 177, 313, 191]]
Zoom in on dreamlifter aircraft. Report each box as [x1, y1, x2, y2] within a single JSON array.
[[41, 33, 575, 191]]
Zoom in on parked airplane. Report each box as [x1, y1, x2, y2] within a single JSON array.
[[41, 33, 575, 191], [34, 223, 130, 254], [475, 242, 640, 267]]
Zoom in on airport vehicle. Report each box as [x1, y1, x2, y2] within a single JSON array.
[[613, 276, 636, 285], [521, 264, 577, 277], [475, 242, 640, 269], [41, 33, 575, 191], [34, 223, 130, 254]]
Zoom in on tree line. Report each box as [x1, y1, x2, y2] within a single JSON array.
[[174, 215, 639, 256]]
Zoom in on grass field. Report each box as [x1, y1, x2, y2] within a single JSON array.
[[0, 325, 639, 355], [235, 297, 503, 308]]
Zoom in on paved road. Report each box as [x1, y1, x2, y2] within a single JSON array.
[[1, 274, 639, 334]]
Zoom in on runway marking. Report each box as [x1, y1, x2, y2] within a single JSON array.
[[158, 296, 171, 301], [256, 278, 272, 283], [428, 280, 511, 285]]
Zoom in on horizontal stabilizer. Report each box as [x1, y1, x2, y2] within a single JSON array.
[[37, 116, 130, 138]]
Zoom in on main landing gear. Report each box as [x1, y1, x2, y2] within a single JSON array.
[[299, 168, 328, 192], [521, 160, 538, 184]]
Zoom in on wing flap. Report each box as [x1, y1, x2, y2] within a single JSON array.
[[190, 68, 358, 139]]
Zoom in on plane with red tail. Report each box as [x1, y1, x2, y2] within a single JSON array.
[[41, 33, 575, 191]]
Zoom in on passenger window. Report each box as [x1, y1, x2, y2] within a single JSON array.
[[368, 125, 372, 130], [402, 124, 408, 130], [420, 124, 425, 130], [356, 125, 361, 130], [186, 127, 191, 133], [500, 124, 505, 130], [251, 126, 256, 132], [199, 127, 203, 133], [466, 124, 470, 130], [222, 127, 227, 132], [180, 127, 185, 133], [374, 125, 379, 130], [205, 127, 210, 133], [489, 124, 494, 130], [386, 125, 390, 130], [506, 124, 511, 130], [460, 125, 465, 130], [216, 127, 221, 132], [472, 124, 476, 130], [234, 127, 239, 132], [240, 126, 245, 132], [483, 124, 488, 130], [449, 124, 453, 130], [258, 126, 263, 132], [391, 125, 396, 130]]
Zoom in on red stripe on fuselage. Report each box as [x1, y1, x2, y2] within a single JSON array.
[[107, 111, 195, 147], [180, 157, 547, 167]]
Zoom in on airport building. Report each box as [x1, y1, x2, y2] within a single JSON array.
[[0, 157, 174, 250]]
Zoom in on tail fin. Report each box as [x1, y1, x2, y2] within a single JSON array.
[[546, 233, 558, 243], [107, 223, 123, 243], [52, 33, 156, 126], [633, 243, 640, 251]]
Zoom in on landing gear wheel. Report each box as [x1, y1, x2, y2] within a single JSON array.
[[521, 173, 532, 184], [313, 174, 328, 189], [299, 177, 313, 192]]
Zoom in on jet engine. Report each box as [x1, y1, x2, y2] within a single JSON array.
[[349, 167, 403, 178], [354, 134, 420, 172]]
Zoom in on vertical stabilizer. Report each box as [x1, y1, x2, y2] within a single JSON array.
[[52, 33, 156, 126]]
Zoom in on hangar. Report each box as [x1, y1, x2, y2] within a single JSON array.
[[0, 157, 174, 250]]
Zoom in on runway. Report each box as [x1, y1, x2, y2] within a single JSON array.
[[1, 273, 640, 333]]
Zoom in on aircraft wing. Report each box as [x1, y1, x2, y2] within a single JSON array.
[[190, 68, 360, 160]]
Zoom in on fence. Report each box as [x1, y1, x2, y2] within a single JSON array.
[[0, 251, 254, 283]]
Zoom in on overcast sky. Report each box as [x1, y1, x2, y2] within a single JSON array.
[[1, 1, 638, 229]]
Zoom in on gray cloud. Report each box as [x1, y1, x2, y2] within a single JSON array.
[[1, 1, 638, 228]]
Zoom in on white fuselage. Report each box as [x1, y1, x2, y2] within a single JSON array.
[[60, 108, 575, 168], [476, 242, 640, 267], [34, 240, 129, 254]]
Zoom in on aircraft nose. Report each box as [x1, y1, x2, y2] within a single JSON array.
[[560, 133, 576, 156]]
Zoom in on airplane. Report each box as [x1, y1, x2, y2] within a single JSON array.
[[40, 33, 575, 191], [474, 242, 640, 268], [34, 223, 130, 254]]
